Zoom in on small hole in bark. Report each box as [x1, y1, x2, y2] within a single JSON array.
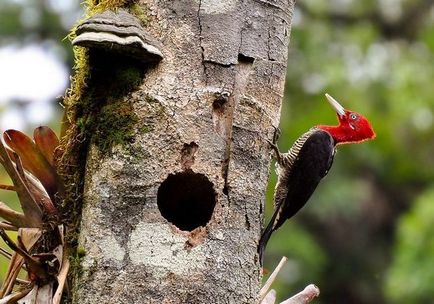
[[238, 53, 255, 63], [157, 171, 216, 231], [212, 93, 229, 114]]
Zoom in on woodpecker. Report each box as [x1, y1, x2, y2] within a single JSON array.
[[259, 94, 376, 263]]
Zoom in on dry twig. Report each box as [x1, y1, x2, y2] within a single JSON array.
[[259, 256, 288, 301], [280, 284, 320, 304], [259, 257, 320, 304]]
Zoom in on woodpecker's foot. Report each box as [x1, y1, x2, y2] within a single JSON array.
[[266, 139, 283, 165], [272, 126, 281, 145]]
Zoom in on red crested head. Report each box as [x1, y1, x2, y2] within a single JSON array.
[[318, 94, 376, 145]]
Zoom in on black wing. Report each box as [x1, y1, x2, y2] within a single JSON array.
[[273, 130, 335, 230], [258, 130, 334, 263]]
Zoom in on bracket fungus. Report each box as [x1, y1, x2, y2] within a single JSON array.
[[72, 9, 163, 64]]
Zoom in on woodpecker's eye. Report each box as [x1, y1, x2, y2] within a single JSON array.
[[350, 113, 358, 120]]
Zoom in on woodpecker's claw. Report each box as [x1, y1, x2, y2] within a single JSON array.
[[266, 125, 283, 164], [266, 139, 283, 165], [272, 126, 281, 145]]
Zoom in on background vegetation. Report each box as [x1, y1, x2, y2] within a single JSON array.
[[1, 0, 433, 303]]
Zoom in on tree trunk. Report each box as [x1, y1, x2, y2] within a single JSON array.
[[68, 0, 294, 302]]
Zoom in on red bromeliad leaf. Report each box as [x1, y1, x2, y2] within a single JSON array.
[[19, 228, 42, 252], [25, 176, 57, 216], [0, 202, 27, 228], [0, 229, 49, 281], [0, 127, 68, 302], [4, 130, 61, 201], [0, 229, 41, 298], [0, 184, 14, 191], [53, 258, 69, 304], [33, 126, 59, 167], [0, 222, 18, 231], [0, 287, 32, 303], [0, 250, 23, 297], [13, 152, 57, 216], [0, 140, 43, 228], [18, 283, 53, 303]]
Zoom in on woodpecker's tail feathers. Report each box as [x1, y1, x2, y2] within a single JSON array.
[[258, 209, 279, 265]]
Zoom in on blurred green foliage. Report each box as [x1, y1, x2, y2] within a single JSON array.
[[385, 187, 434, 303], [263, 0, 434, 303], [1, 0, 434, 303], [0, 0, 77, 64], [0, 174, 19, 285]]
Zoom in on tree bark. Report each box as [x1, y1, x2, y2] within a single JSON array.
[[71, 0, 294, 302]]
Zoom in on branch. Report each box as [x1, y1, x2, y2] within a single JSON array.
[[280, 284, 320, 304], [259, 257, 288, 301], [259, 257, 320, 304], [260, 285, 320, 304], [261, 289, 276, 304]]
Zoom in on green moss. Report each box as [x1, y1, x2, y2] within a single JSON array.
[[77, 246, 86, 258], [70, 256, 98, 302], [61, 48, 89, 130], [76, 117, 86, 133], [128, 3, 149, 26], [86, 0, 138, 15], [139, 125, 151, 134], [68, 249, 84, 288], [58, 1, 150, 299], [93, 99, 139, 154], [84, 0, 150, 27], [109, 65, 144, 96], [70, 253, 84, 275]]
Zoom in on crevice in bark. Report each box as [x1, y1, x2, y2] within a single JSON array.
[[221, 61, 255, 199], [197, 0, 207, 82], [267, 17, 272, 61], [157, 171, 217, 232], [245, 209, 251, 229], [255, 0, 286, 10], [203, 60, 236, 67]]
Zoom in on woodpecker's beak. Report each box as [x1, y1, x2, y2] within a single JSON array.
[[325, 93, 346, 117]]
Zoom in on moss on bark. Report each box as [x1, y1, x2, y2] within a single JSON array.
[[57, 1, 150, 299]]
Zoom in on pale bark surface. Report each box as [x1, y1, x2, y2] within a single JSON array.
[[74, 0, 294, 303]]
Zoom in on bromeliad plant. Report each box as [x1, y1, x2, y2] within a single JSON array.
[[0, 126, 69, 303]]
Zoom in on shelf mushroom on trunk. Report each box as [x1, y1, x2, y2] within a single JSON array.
[[72, 9, 163, 64]]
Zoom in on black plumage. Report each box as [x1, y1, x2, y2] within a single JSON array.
[[259, 128, 336, 263]]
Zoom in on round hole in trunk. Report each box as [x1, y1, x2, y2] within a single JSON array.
[[157, 171, 216, 231]]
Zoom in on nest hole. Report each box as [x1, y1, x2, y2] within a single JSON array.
[[157, 171, 216, 231]]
